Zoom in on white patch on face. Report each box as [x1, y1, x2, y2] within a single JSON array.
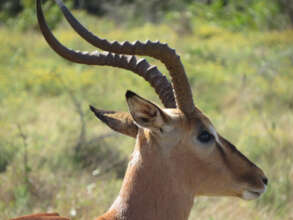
[[242, 186, 266, 200], [242, 190, 261, 200], [208, 125, 220, 143]]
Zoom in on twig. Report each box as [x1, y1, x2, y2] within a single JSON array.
[[93, 159, 127, 178], [54, 74, 86, 154], [17, 124, 29, 185], [52, 72, 126, 176]]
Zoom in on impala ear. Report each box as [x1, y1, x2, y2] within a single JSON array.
[[126, 90, 168, 130], [90, 106, 138, 138]]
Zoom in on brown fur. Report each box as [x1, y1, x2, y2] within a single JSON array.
[[92, 96, 267, 220], [10, 213, 69, 220]]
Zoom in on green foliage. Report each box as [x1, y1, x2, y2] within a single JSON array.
[[17, 0, 61, 31], [0, 0, 292, 30], [14, 184, 31, 209], [73, 136, 127, 178], [1, 0, 65, 31], [165, 0, 289, 31], [0, 0, 21, 22], [0, 142, 14, 173]]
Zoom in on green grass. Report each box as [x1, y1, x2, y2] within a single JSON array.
[[0, 11, 293, 220]]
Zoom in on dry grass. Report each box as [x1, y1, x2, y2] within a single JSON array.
[[0, 12, 293, 220]]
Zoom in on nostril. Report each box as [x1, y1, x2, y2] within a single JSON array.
[[262, 177, 268, 185]]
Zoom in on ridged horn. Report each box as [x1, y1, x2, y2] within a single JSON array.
[[54, 0, 195, 115], [37, 0, 175, 108]]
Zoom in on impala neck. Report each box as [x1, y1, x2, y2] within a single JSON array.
[[105, 130, 194, 220]]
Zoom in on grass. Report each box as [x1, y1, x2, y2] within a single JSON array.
[[0, 11, 293, 220]]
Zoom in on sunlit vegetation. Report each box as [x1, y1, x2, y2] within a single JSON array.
[[0, 6, 293, 220]]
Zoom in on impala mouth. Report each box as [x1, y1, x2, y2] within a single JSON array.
[[242, 187, 266, 200]]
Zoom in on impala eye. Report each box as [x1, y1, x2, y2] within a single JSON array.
[[198, 130, 214, 143]]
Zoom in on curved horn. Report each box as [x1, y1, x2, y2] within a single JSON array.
[[54, 0, 195, 115], [37, 0, 175, 108]]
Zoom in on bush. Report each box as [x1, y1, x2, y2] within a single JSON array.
[[183, 0, 290, 31], [73, 136, 127, 179], [1, 0, 65, 31], [0, 142, 14, 173], [0, 0, 292, 30]]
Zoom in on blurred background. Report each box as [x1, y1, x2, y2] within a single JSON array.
[[0, 0, 293, 219]]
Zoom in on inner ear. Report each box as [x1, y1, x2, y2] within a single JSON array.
[[126, 90, 168, 130]]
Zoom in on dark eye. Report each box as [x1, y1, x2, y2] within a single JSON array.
[[197, 130, 214, 143]]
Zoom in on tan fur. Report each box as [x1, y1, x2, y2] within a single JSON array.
[[92, 101, 267, 220]]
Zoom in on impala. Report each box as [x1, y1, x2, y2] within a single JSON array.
[[11, 0, 268, 220]]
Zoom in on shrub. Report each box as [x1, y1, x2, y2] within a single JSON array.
[[0, 142, 14, 173]]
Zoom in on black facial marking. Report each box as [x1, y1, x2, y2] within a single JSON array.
[[220, 136, 257, 168]]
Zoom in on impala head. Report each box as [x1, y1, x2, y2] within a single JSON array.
[[37, 0, 267, 201]]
